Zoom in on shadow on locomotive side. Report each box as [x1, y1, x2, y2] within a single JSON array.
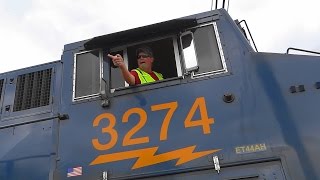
[[0, 8, 320, 180]]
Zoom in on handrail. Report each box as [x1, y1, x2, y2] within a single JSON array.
[[286, 47, 320, 55], [237, 20, 258, 52]]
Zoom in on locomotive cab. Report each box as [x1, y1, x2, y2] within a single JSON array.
[[72, 10, 231, 103]]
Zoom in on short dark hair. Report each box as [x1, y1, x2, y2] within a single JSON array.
[[136, 46, 153, 58]]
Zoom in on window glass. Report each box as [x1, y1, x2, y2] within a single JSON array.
[[75, 50, 100, 98], [193, 25, 223, 74], [181, 32, 198, 71], [110, 50, 125, 89]]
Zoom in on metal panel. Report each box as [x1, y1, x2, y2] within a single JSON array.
[[141, 160, 286, 180], [0, 119, 57, 180]]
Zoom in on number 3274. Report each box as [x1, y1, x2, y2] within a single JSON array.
[[92, 97, 214, 151]]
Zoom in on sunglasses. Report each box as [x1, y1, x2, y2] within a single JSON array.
[[137, 55, 150, 59]]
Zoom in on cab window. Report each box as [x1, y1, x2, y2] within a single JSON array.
[[180, 23, 227, 78], [109, 36, 181, 91], [74, 50, 101, 100], [109, 23, 227, 92], [194, 24, 224, 74]]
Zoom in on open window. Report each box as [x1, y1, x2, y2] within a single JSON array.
[[180, 22, 227, 78], [73, 50, 102, 100], [109, 36, 182, 92]]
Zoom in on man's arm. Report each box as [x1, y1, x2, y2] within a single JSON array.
[[107, 54, 135, 85]]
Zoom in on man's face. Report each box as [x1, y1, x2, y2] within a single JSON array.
[[137, 53, 153, 69]]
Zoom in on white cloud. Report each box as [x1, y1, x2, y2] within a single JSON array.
[[229, 0, 320, 52], [0, 0, 319, 73]]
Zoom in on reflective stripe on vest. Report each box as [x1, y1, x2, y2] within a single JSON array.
[[134, 68, 163, 84]]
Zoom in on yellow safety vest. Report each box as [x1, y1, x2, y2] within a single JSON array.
[[134, 68, 163, 84]]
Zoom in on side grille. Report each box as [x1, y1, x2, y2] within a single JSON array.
[[13, 69, 52, 112]]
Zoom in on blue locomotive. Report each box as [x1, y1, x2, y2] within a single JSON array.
[[1, 8, 320, 180]]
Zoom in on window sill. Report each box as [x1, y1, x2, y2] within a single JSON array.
[[111, 76, 184, 97]]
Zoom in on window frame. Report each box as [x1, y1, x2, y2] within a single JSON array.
[[73, 49, 103, 101], [182, 22, 228, 79]]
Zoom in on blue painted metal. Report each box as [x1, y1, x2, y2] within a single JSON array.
[[1, 9, 320, 180]]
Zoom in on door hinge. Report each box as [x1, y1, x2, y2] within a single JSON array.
[[58, 113, 69, 120]]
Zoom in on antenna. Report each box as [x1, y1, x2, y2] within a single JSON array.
[[210, 0, 217, 10], [227, 0, 230, 11], [211, 0, 230, 11], [210, 0, 214, 10]]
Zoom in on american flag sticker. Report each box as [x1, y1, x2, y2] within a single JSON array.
[[67, 166, 82, 177]]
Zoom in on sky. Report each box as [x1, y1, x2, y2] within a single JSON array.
[[0, 0, 319, 73]]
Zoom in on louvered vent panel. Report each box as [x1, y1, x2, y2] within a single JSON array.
[[0, 79, 3, 101], [13, 68, 52, 112]]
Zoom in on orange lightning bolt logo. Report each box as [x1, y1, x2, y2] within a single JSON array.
[[90, 145, 220, 169]]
